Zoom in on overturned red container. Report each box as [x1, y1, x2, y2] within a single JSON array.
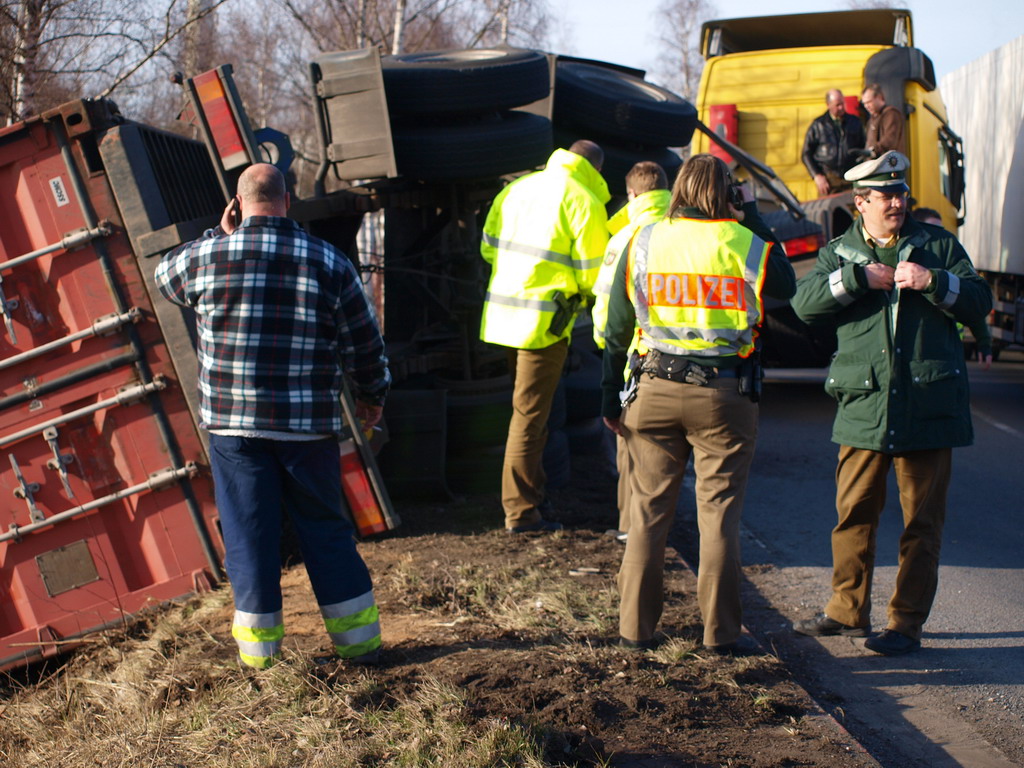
[[0, 100, 227, 671]]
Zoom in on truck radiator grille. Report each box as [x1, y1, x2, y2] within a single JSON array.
[[137, 128, 223, 224]]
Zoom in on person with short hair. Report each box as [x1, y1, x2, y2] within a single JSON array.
[[802, 89, 867, 196], [792, 151, 991, 655], [601, 154, 795, 655], [592, 161, 671, 543], [156, 163, 390, 669], [480, 140, 610, 533], [861, 84, 906, 158]]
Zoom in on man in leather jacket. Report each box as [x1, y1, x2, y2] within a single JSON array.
[[802, 89, 867, 197]]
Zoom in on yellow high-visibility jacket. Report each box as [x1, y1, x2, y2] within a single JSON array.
[[480, 148, 610, 349], [592, 189, 670, 350], [627, 217, 770, 359]]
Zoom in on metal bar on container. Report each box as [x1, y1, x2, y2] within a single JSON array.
[[0, 350, 139, 412], [50, 117, 223, 582], [0, 377, 165, 450], [0, 225, 111, 272], [0, 308, 140, 372], [0, 463, 198, 544]]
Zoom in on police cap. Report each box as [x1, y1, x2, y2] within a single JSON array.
[[844, 150, 910, 193]]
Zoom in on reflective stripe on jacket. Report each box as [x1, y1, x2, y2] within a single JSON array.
[[480, 148, 610, 349], [791, 218, 991, 452], [627, 218, 770, 359], [593, 189, 670, 350]]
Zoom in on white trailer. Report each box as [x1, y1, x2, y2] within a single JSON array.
[[942, 35, 1024, 352]]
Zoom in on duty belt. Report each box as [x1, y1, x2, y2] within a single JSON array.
[[642, 350, 734, 386], [639, 349, 760, 402]]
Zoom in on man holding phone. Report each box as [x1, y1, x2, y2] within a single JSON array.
[[155, 163, 391, 669]]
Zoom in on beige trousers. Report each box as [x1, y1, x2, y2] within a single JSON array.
[[619, 374, 758, 647], [501, 340, 568, 528], [615, 435, 632, 533], [826, 445, 951, 640]]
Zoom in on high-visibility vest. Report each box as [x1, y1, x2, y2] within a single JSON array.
[[592, 189, 670, 350], [627, 217, 770, 359], [479, 149, 610, 349]]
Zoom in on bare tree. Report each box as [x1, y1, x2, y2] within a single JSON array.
[[650, 0, 716, 102], [1, 0, 231, 124], [272, 0, 549, 55], [391, 0, 406, 53]]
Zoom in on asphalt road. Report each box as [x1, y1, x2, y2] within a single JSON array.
[[719, 353, 1024, 767]]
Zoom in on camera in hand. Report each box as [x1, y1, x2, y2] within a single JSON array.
[[728, 183, 744, 208]]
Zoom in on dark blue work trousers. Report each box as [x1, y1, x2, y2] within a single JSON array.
[[207, 434, 373, 615]]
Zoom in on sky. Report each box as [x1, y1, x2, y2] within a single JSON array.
[[551, 0, 1021, 85]]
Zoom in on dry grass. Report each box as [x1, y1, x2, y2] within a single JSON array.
[[384, 539, 618, 639], [0, 525, 819, 768], [0, 591, 567, 768], [0, 548, 622, 768]]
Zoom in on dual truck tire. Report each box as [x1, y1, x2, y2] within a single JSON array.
[[381, 50, 697, 187]]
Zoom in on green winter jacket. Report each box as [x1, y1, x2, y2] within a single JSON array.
[[792, 218, 992, 453]]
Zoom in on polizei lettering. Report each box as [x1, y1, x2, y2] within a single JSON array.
[[647, 273, 746, 310]]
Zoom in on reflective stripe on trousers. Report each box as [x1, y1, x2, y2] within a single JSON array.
[[233, 609, 284, 669], [321, 590, 382, 658]]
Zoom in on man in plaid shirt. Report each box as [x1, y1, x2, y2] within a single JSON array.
[[156, 163, 390, 669]]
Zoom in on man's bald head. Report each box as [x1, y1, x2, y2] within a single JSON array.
[[826, 89, 847, 119], [237, 163, 289, 216], [568, 139, 604, 173]]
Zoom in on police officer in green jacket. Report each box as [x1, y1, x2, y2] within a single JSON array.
[[792, 151, 992, 655], [481, 140, 610, 533]]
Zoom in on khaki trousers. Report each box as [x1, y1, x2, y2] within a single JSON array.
[[826, 445, 951, 640], [501, 340, 568, 528], [619, 374, 758, 647], [615, 435, 632, 533]]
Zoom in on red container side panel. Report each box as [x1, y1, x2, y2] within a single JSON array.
[[0, 104, 224, 672]]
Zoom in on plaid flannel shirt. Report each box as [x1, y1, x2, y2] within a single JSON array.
[[155, 216, 390, 434]]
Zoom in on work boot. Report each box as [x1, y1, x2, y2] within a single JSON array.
[[507, 518, 563, 533], [793, 613, 870, 637], [864, 629, 920, 656], [704, 634, 765, 657], [618, 636, 657, 651]]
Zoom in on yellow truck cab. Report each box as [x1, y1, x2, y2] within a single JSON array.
[[693, 9, 964, 235], [691, 9, 966, 365]]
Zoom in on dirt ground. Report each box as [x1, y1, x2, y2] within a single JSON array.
[[212, 448, 880, 768]]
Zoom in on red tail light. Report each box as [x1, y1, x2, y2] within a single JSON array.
[[782, 234, 824, 257], [191, 70, 250, 170]]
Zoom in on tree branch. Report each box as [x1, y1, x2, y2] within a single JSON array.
[[96, 0, 234, 100]]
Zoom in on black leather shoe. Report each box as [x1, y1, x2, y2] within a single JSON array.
[[704, 634, 764, 657], [507, 518, 563, 533], [619, 637, 657, 651], [794, 613, 870, 638], [864, 629, 921, 656]]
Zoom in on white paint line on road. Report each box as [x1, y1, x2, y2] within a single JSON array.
[[972, 407, 1024, 440]]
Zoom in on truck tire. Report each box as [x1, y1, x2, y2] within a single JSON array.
[[382, 49, 550, 117], [554, 62, 697, 147], [391, 111, 552, 181]]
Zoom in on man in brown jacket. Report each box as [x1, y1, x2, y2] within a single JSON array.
[[861, 84, 905, 158]]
